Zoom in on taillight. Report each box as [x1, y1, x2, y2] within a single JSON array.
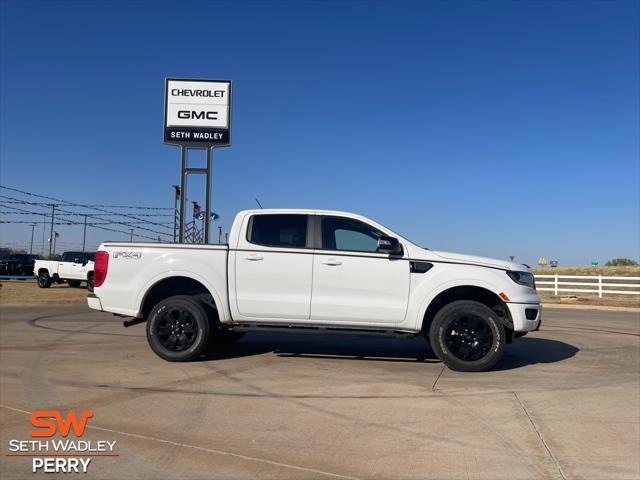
[[94, 251, 109, 288]]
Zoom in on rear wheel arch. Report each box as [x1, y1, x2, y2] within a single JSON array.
[[420, 285, 513, 339], [140, 275, 220, 321]]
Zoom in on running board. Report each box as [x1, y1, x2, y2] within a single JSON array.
[[230, 323, 419, 337]]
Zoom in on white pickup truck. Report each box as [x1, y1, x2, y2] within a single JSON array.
[[88, 209, 541, 371], [35, 251, 95, 289]]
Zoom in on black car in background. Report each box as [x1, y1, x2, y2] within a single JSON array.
[[0, 254, 42, 276]]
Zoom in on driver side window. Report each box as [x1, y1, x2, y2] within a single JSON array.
[[321, 216, 383, 253]]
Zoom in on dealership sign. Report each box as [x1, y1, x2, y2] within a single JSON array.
[[164, 78, 231, 146]]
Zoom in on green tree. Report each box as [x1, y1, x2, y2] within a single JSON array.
[[605, 258, 638, 266]]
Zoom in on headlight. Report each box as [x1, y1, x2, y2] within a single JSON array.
[[507, 271, 536, 289]]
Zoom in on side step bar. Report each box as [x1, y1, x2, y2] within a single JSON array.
[[230, 323, 419, 338]]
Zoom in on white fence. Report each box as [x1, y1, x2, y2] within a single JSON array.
[[535, 274, 640, 297]]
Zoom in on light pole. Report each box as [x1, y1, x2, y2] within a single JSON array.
[[29, 224, 36, 254], [130, 229, 134, 242]]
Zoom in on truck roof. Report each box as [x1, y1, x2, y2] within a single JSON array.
[[237, 208, 363, 217]]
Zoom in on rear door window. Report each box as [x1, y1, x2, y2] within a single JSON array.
[[248, 214, 309, 248]]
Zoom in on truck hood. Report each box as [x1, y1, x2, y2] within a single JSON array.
[[407, 245, 525, 271]]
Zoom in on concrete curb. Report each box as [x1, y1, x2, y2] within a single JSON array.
[[543, 303, 640, 313]]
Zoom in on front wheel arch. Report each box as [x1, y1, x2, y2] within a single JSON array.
[[421, 285, 513, 340]]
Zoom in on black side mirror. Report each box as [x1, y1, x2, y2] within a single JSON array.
[[377, 235, 403, 255]]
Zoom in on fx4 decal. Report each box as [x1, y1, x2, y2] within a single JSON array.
[[113, 251, 142, 259]]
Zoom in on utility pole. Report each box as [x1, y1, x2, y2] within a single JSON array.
[[29, 224, 36, 254], [48, 204, 56, 257], [218, 226, 222, 244], [130, 229, 134, 242], [41, 215, 46, 255], [52, 232, 58, 256], [82, 215, 88, 251]]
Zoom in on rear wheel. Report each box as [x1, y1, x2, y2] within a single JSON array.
[[429, 300, 505, 372], [37, 271, 52, 288], [67, 280, 81, 288], [146, 295, 211, 362]]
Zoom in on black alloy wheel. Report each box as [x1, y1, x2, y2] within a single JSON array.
[[37, 271, 51, 288], [146, 295, 211, 362], [155, 307, 199, 352], [429, 300, 505, 372], [443, 314, 493, 362]]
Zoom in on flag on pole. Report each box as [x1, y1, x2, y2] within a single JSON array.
[[196, 212, 219, 221]]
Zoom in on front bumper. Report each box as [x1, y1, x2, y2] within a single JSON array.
[[507, 302, 542, 332], [87, 293, 103, 311]]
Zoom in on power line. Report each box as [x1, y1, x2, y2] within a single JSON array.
[[0, 186, 180, 242], [0, 191, 174, 237], [0, 186, 173, 210], [0, 186, 173, 233]]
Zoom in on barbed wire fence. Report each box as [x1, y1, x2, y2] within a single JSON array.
[[0, 185, 182, 257]]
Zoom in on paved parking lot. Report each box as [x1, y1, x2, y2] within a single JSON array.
[[1, 304, 638, 479]]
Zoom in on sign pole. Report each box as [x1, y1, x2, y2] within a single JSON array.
[[164, 79, 231, 245], [204, 147, 212, 243], [179, 146, 187, 243]]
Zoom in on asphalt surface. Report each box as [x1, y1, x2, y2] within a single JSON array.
[[0, 304, 638, 479]]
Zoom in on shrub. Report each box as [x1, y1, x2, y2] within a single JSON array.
[[605, 258, 638, 266]]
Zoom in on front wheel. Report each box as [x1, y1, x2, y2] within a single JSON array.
[[429, 300, 505, 372], [37, 271, 52, 288], [146, 295, 211, 362]]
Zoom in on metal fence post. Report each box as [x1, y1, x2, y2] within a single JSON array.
[[554, 274, 558, 296], [598, 275, 603, 298]]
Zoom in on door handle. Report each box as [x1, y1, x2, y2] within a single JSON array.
[[321, 259, 342, 266], [245, 255, 264, 261]]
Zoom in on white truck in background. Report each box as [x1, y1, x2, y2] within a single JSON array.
[[35, 251, 95, 289], [88, 209, 542, 371]]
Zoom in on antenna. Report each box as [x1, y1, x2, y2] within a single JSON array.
[[255, 198, 263, 209]]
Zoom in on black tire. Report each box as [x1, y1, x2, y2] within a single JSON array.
[[146, 295, 211, 362], [87, 274, 94, 292], [37, 271, 52, 288], [429, 300, 505, 372], [68, 280, 81, 288]]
